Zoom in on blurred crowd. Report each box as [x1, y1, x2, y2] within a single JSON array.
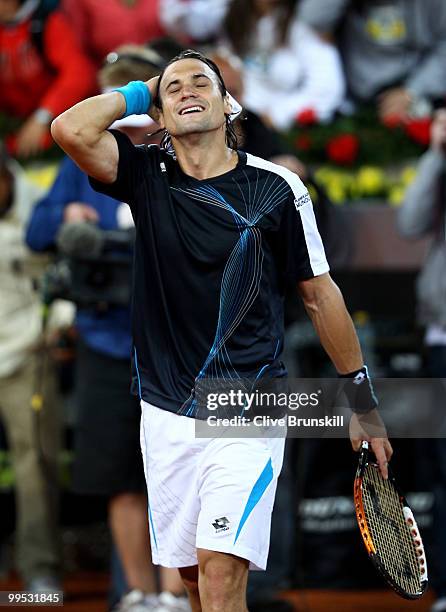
[[1, 1, 446, 612], [3, 0, 446, 158]]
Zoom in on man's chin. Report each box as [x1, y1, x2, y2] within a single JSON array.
[[172, 122, 213, 137], [167, 113, 227, 141]]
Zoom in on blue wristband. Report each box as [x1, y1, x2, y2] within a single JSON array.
[[113, 80, 151, 117]]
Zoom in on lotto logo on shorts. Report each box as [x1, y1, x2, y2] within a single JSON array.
[[294, 191, 311, 211], [212, 517, 230, 533]]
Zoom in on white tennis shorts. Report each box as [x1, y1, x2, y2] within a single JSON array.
[[140, 400, 285, 570]]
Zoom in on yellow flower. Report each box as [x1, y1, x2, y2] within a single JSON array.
[[349, 179, 362, 200], [327, 182, 346, 204], [307, 184, 318, 203], [314, 167, 335, 184], [356, 166, 385, 196], [388, 185, 405, 206], [400, 166, 417, 186]]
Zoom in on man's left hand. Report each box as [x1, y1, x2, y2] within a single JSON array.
[[350, 410, 393, 479], [145, 76, 161, 124]]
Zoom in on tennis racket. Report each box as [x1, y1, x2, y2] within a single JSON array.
[[354, 441, 428, 599]]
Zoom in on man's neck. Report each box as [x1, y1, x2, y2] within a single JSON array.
[[173, 132, 238, 181]]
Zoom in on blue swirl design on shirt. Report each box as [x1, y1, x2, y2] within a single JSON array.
[[171, 170, 290, 416]]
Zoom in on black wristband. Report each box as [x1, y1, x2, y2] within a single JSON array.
[[338, 365, 378, 414]]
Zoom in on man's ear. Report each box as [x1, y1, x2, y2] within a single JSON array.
[[148, 105, 163, 127], [157, 111, 165, 129], [223, 94, 232, 116]]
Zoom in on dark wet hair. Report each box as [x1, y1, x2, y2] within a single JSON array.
[[153, 49, 238, 151]]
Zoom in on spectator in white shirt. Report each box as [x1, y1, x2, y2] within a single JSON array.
[[159, 0, 230, 42], [221, 0, 345, 130]]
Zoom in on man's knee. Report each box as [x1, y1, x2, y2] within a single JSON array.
[[198, 549, 248, 609]]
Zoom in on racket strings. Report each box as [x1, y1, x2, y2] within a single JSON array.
[[362, 464, 421, 595]]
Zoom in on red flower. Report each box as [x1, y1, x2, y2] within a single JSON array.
[[404, 118, 432, 147], [326, 134, 359, 165], [296, 108, 318, 125], [4, 134, 17, 156], [381, 114, 402, 129], [295, 134, 312, 151]]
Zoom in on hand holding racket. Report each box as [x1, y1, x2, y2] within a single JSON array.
[[354, 441, 428, 599], [349, 409, 393, 479], [340, 365, 392, 479]]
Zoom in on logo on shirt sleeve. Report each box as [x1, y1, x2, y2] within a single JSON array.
[[294, 191, 311, 211]]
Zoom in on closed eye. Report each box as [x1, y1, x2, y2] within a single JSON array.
[[195, 76, 210, 87]]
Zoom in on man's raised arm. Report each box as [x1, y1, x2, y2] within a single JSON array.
[[51, 78, 158, 184], [51, 92, 125, 183]]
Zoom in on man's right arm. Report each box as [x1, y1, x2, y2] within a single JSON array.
[[51, 92, 126, 184], [51, 77, 160, 184]]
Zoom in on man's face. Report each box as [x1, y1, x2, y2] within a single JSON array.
[[0, 0, 20, 23], [157, 58, 231, 139]]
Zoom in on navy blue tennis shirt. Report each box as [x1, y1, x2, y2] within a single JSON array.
[[90, 130, 329, 418]]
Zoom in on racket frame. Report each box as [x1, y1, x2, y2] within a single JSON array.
[[354, 441, 428, 599]]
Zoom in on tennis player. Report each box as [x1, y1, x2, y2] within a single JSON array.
[[51, 50, 393, 612]]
